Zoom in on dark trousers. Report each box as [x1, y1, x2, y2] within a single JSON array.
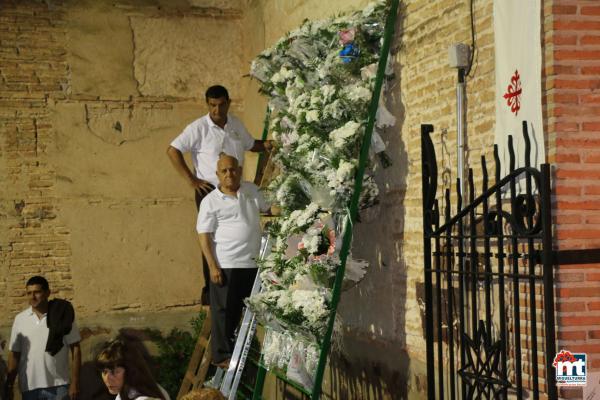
[[195, 186, 214, 305], [210, 268, 257, 363]]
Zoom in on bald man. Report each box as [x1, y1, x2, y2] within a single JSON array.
[[196, 154, 272, 368]]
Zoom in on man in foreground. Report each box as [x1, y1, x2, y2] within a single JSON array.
[[4, 276, 81, 400]]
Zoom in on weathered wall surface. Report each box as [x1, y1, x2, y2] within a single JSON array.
[[1, 0, 247, 355]]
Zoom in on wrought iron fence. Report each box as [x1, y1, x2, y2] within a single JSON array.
[[420, 123, 557, 400]]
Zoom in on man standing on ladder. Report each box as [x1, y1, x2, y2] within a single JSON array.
[[167, 85, 272, 305], [197, 153, 276, 369]]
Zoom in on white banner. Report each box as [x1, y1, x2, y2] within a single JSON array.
[[494, 0, 545, 176]]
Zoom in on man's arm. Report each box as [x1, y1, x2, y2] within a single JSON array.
[[249, 139, 273, 153], [198, 233, 224, 286], [4, 351, 20, 400], [69, 342, 81, 400], [166, 146, 213, 195]]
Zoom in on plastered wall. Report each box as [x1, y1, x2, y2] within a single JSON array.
[[1, 0, 249, 328]]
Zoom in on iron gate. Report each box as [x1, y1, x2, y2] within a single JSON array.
[[420, 123, 557, 399]]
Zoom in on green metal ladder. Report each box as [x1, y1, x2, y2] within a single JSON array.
[[247, 2, 400, 399]]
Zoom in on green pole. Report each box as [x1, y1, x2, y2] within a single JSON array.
[[310, 0, 399, 398]]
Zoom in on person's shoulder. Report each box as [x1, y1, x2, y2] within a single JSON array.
[[184, 115, 210, 132], [11, 307, 32, 327]]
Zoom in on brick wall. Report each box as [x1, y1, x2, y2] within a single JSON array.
[[0, 0, 74, 319], [548, 1, 600, 398]]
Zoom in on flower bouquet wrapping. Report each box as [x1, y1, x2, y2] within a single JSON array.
[[245, 0, 395, 388]]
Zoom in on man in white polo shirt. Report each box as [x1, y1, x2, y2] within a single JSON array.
[[167, 85, 272, 305], [197, 153, 272, 368], [4, 276, 81, 400]]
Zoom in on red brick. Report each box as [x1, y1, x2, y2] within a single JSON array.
[[556, 214, 582, 224], [553, 5, 578, 15], [549, 64, 579, 75], [557, 301, 587, 311], [590, 330, 600, 339], [556, 169, 600, 180], [552, 93, 579, 104], [581, 6, 600, 16], [558, 287, 600, 298], [555, 185, 582, 196], [582, 66, 600, 75], [585, 215, 600, 224], [581, 94, 600, 104], [585, 184, 600, 194], [593, 359, 600, 369], [554, 79, 600, 90], [555, 50, 600, 61], [556, 170, 600, 180], [558, 330, 587, 340], [582, 122, 600, 131], [557, 229, 600, 239], [553, 34, 578, 45], [557, 272, 586, 282], [589, 300, 600, 310], [554, 105, 600, 116], [558, 315, 600, 326], [581, 35, 600, 45], [566, 343, 600, 354], [554, 20, 600, 31], [552, 122, 579, 132], [554, 153, 581, 163]]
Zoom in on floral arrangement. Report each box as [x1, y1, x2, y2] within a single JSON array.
[[245, 0, 395, 389]]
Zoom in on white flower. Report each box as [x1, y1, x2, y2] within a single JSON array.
[[329, 121, 362, 148], [321, 85, 336, 102], [305, 110, 319, 123], [301, 227, 321, 253], [345, 84, 372, 102], [281, 130, 300, 147]]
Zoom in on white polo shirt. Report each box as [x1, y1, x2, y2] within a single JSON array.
[[170, 114, 255, 187], [9, 307, 81, 392], [197, 182, 269, 269]]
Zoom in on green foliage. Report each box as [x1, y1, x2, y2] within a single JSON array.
[[145, 311, 206, 399]]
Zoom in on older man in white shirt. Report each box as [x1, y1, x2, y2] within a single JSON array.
[[197, 153, 272, 368], [167, 85, 272, 305]]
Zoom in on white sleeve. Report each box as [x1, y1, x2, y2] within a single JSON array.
[[197, 197, 217, 233], [170, 123, 197, 153]]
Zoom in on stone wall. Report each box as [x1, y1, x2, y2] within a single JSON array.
[[0, 0, 252, 320]]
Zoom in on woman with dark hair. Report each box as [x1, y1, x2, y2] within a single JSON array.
[[96, 339, 170, 400]]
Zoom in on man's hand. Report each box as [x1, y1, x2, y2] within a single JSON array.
[[190, 177, 214, 196], [69, 382, 79, 400], [263, 140, 274, 152], [209, 266, 224, 286]]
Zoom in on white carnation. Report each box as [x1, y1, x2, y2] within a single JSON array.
[[329, 121, 362, 148]]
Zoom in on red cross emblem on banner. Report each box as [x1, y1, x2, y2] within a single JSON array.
[[503, 69, 522, 116]]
